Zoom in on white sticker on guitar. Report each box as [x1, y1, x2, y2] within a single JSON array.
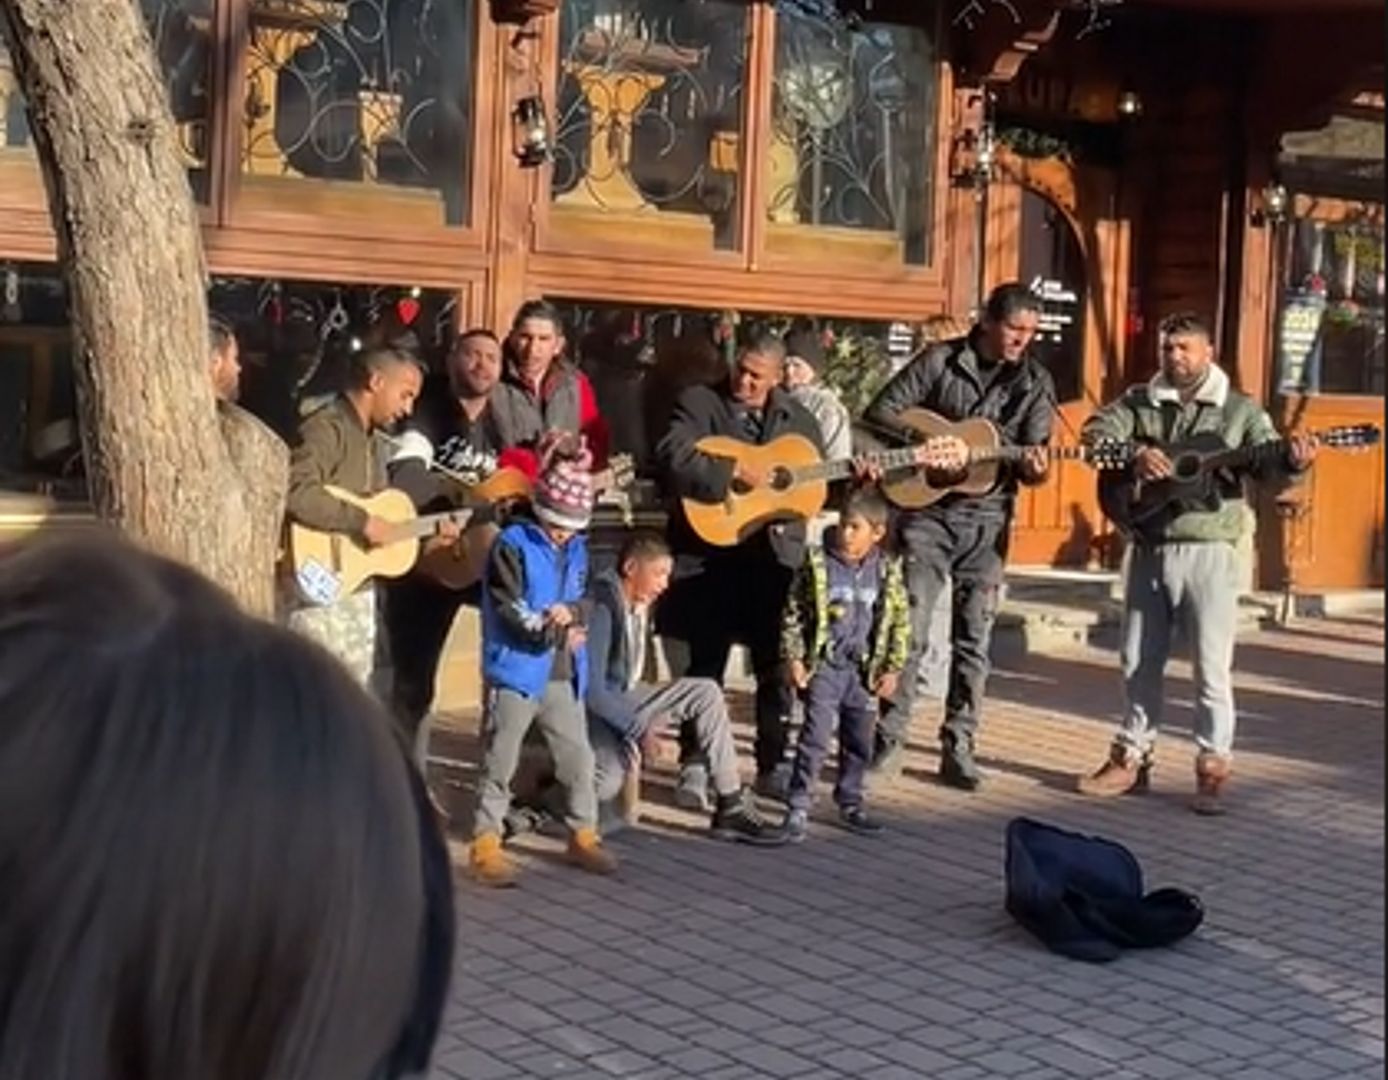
[[297, 559, 343, 607]]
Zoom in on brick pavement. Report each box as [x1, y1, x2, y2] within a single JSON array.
[[426, 617, 1385, 1080]]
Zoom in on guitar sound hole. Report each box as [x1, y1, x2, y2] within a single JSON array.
[[769, 466, 794, 492], [924, 465, 969, 487], [1173, 455, 1201, 480]]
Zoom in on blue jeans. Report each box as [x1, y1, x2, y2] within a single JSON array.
[[787, 662, 876, 812]]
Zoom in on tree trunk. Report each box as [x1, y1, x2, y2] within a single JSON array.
[[0, 0, 287, 616]]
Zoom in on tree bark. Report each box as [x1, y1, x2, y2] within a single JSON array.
[[0, 0, 287, 616]]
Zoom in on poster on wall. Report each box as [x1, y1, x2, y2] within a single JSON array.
[[1277, 292, 1326, 393]]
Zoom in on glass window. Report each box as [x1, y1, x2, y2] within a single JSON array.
[[1277, 214, 1385, 395], [241, 0, 475, 227], [551, 0, 748, 250], [769, 1, 940, 265], [1, 2, 214, 200]]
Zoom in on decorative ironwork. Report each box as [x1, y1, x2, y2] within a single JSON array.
[[770, 3, 939, 264], [551, 1, 747, 245], [1, 1, 212, 179], [241, 0, 474, 222]]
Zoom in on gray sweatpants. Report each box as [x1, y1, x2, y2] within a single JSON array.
[[474, 681, 597, 837], [1118, 541, 1239, 758], [590, 677, 742, 804]]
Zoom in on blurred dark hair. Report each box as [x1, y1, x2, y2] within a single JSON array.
[[1157, 311, 1213, 343], [453, 327, 499, 353], [209, 313, 235, 355], [617, 530, 671, 572], [510, 299, 564, 334], [841, 486, 891, 529], [0, 531, 453, 1080], [983, 282, 1043, 324], [737, 330, 787, 364], [347, 345, 422, 392]]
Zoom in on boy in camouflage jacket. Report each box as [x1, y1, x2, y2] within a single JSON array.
[[781, 488, 910, 841]]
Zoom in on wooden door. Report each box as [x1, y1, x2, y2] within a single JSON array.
[[983, 152, 1129, 567]]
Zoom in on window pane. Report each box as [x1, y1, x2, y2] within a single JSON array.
[[241, 0, 474, 227], [1278, 216, 1385, 395], [1018, 189, 1086, 403], [770, 3, 939, 265], [551, 1, 747, 251], [1, 2, 214, 201]]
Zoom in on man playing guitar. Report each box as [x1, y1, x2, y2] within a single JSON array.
[[1076, 311, 1317, 814], [863, 283, 1054, 790]]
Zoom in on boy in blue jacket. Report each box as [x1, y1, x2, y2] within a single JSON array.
[[468, 435, 617, 887]]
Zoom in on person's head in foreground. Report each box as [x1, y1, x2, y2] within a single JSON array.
[[0, 531, 454, 1080]]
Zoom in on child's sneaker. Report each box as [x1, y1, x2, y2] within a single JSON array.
[[469, 832, 519, 888], [785, 808, 809, 844], [567, 826, 619, 875], [837, 805, 884, 836]]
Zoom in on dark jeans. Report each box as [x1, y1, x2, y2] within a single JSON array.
[[383, 572, 477, 747], [656, 547, 794, 775], [877, 510, 1007, 752], [787, 662, 875, 812]]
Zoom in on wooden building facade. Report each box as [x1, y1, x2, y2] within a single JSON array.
[[0, 0, 1382, 589]]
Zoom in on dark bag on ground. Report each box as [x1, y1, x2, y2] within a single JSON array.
[[1005, 817, 1204, 963]]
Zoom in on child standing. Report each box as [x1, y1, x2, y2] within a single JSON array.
[[469, 434, 617, 887], [781, 488, 910, 842]]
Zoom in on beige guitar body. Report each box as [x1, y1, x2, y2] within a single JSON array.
[[879, 408, 1003, 510], [681, 433, 827, 548], [286, 487, 424, 605]]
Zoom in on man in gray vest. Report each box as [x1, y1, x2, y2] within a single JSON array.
[[488, 299, 611, 475]]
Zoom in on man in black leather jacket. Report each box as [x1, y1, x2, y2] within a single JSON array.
[[864, 283, 1055, 790]]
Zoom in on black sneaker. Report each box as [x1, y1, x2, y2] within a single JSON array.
[[939, 738, 982, 791], [836, 805, 884, 835], [710, 789, 790, 847], [753, 762, 792, 801]]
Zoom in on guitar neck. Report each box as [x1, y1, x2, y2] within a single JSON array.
[[972, 444, 1088, 464], [799, 445, 923, 484], [386, 507, 474, 544]]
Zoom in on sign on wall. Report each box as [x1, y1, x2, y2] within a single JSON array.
[[1277, 292, 1326, 393]]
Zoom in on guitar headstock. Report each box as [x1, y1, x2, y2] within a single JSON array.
[[1317, 424, 1382, 450], [1084, 439, 1133, 471]]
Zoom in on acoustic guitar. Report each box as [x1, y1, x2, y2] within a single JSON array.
[[285, 482, 514, 607], [1098, 423, 1381, 532], [416, 454, 637, 591], [878, 408, 1131, 510], [681, 435, 930, 547]]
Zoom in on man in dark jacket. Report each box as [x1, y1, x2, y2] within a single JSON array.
[[585, 532, 787, 844], [864, 283, 1054, 790], [655, 331, 825, 800]]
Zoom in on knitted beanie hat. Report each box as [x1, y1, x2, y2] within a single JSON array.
[[784, 328, 826, 375], [532, 431, 594, 532]]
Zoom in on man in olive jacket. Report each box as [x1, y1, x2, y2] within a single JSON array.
[[1076, 312, 1316, 814]]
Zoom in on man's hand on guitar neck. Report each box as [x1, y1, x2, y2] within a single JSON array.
[[1287, 432, 1319, 471], [1018, 446, 1050, 483]]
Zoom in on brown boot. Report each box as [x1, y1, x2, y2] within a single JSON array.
[[1076, 743, 1153, 797], [567, 826, 619, 876], [468, 832, 518, 888], [1191, 753, 1231, 816]]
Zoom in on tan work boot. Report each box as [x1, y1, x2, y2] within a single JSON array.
[[1076, 743, 1153, 797], [469, 832, 518, 888], [1191, 753, 1231, 816], [567, 826, 619, 875]]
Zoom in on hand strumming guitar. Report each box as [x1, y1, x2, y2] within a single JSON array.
[[1133, 446, 1174, 482], [361, 516, 394, 548], [731, 457, 770, 491]]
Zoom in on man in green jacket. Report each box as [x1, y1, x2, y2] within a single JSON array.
[[1077, 312, 1317, 813]]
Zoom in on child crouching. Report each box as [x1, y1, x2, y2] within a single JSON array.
[[781, 487, 909, 842], [469, 433, 617, 887]]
